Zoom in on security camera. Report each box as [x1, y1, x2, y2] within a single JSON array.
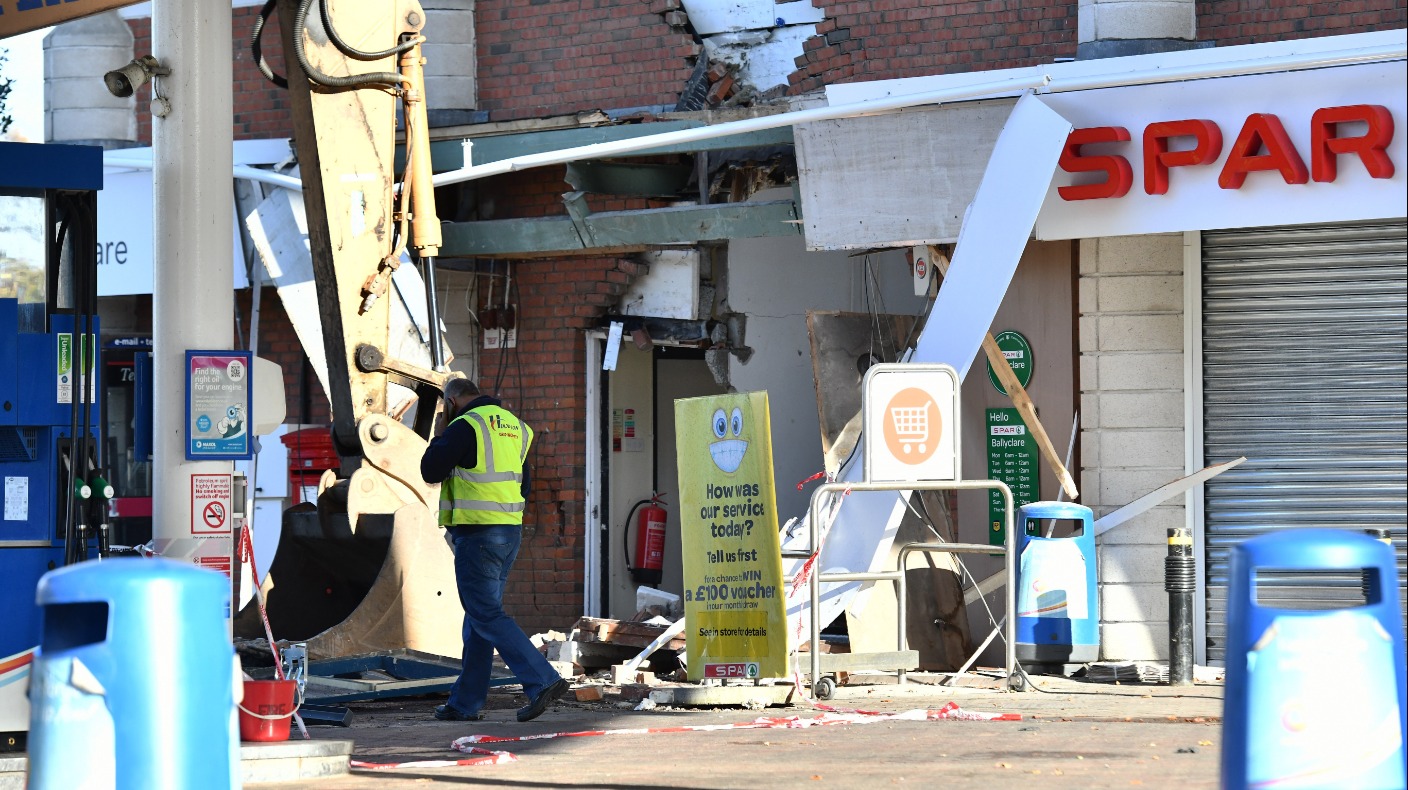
[[103, 56, 170, 98]]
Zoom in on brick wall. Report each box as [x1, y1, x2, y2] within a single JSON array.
[[1078, 234, 1188, 660], [471, 255, 649, 632], [129, 5, 294, 144], [474, 0, 700, 121], [1196, 0, 1406, 45], [790, 1, 1079, 95]]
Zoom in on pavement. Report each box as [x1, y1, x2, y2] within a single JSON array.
[[249, 670, 1228, 789]]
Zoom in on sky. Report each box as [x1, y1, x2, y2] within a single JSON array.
[[1, 29, 47, 143]]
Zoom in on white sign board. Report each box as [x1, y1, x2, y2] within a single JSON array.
[[1035, 60, 1407, 240], [862, 363, 960, 483], [191, 473, 233, 535]]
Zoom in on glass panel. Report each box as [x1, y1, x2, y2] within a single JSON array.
[[0, 194, 46, 304]]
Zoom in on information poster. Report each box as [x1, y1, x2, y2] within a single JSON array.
[[186, 350, 253, 460], [675, 391, 787, 680], [986, 407, 1038, 545]]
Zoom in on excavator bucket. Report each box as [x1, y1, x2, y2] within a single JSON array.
[[235, 417, 462, 660]]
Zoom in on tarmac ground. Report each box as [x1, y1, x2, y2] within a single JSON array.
[[252, 671, 1228, 789]]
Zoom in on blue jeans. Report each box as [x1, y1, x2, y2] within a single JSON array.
[[445, 524, 561, 716]]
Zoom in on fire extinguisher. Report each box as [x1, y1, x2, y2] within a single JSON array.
[[624, 493, 668, 586]]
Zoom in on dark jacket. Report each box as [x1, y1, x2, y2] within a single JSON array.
[[419, 394, 531, 498]]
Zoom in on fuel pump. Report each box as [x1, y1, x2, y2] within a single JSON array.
[[0, 141, 104, 741], [623, 493, 669, 586]]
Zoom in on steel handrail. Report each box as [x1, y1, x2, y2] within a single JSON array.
[[805, 479, 1016, 695]]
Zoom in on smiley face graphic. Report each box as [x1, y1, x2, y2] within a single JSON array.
[[708, 406, 748, 473]]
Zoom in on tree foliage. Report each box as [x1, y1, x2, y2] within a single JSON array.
[[0, 48, 13, 136]]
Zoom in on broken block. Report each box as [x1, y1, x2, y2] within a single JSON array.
[[611, 663, 664, 687], [573, 686, 604, 703]]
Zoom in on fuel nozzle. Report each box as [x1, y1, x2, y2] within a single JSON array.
[[89, 475, 114, 502]]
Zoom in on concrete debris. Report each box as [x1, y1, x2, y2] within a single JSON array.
[[535, 615, 687, 678], [634, 698, 658, 711], [529, 630, 567, 649]]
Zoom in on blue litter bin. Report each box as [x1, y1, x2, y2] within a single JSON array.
[[1222, 529, 1407, 790], [1014, 501, 1099, 667], [27, 558, 240, 790]]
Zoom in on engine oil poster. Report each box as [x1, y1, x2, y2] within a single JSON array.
[[675, 391, 786, 680]]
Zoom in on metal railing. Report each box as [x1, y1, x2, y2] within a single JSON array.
[[802, 479, 1017, 695]]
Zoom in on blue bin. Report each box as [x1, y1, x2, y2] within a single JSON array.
[[1014, 501, 1099, 666], [1222, 529, 1406, 790], [27, 558, 239, 790]]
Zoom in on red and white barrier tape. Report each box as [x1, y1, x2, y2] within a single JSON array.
[[351, 748, 517, 770], [451, 702, 1019, 753]]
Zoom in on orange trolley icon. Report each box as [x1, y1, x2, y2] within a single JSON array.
[[890, 402, 932, 455]]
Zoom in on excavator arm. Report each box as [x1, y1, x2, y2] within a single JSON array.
[[274, 0, 448, 455], [236, 0, 463, 658]]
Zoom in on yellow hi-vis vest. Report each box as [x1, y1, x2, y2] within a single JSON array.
[[438, 404, 534, 527]]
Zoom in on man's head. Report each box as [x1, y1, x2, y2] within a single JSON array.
[[443, 378, 480, 415]]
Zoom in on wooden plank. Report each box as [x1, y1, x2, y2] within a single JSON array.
[[981, 332, 1078, 500], [572, 617, 686, 650], [932, 248, 1078, 500]]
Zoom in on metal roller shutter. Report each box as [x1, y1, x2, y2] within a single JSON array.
[[1202, 220, 1407, 664]]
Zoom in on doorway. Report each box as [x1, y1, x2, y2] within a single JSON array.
[[594, 342, 724, 620]]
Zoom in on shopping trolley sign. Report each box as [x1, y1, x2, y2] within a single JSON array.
[[861, 363, 961, 483]]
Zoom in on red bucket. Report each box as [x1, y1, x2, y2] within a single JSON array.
[[239, 679, 299, 742]]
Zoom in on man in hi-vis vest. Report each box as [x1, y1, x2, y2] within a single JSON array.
[[420, 378, 569, 722]]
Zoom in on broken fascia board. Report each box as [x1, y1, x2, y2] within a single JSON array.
[[781, 93, 1072, 643], [910, 94, 1072, 379], [824, 29, 1406, 106], [960, 457, 1249, 605]]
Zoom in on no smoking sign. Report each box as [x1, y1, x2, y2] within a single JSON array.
[[191, 474, 233, 535]]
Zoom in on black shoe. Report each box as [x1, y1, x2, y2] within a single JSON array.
[[434, 704, 484, 721], [517, 678, 570, 722]]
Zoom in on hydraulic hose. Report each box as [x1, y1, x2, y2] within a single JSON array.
[[293, 0, 406, 89], [320, 0, 420, 61], [251, 0, 289, 88]]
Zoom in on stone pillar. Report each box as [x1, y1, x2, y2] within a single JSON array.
[[1077, 0, 1204, 60], [43, 11, 136, 147], [421, 0, 480, 123]]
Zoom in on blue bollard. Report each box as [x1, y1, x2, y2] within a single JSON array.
[[1222, 529, 1407, 790], [1014, 501, 1100, 667], [27, 558, 240, 790]]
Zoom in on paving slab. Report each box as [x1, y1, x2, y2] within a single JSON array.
[[239, 673, 1226, 788]]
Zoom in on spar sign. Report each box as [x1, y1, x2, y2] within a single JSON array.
[[1036, 60, 1406, 240]]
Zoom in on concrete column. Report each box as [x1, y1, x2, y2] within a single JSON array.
[[1077, 0, 1202, 60], [150, 1, 234, 580]]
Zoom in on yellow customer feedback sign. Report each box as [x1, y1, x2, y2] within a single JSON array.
[[675, 391, 786, 680]]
